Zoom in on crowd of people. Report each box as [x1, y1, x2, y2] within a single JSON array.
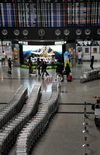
[[1, 51, 95, 81], [77, 51, 95, 70], [28, 57, 49, 77], [0, 51, 12, 74], [28, 56, 72, 88], [1, 49, 94, 88]]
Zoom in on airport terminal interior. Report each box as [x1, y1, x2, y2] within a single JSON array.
[[1, 0, 100, 155], [0, 61, 100, 155]]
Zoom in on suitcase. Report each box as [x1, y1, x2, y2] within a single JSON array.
[[67, 75, 72, 82], [8, 67, 12, 74], [44, 76, 52, 82]]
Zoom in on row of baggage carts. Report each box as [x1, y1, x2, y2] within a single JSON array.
[[0, 83, 42, 155], [0, 82, 59, 155], [15, 83, 59, 155], [80, 68, 100, 83], [0, 85, 28, 129]]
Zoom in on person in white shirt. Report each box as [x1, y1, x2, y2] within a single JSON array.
[[78, 50, 83, 64], [1, 51, 6, 65], [57, 73, 62, 88]]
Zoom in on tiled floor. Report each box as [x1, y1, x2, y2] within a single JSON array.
[[0, 62, 100, 155]]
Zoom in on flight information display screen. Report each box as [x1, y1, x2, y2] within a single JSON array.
[[0, 1, 100, 27], [0, 2, 65, 27]]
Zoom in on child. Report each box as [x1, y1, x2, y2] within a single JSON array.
[[57, 73, 62, 88]]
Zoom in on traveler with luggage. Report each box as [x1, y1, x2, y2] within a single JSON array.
[[65, 63, 71, 77], [65, 63, 72, 81], [56, 62, 64, 82]]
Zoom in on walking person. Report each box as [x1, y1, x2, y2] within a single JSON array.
[[51, 55, 55, 69], [56, 63, 61, 74], [60, 62, 64, 81], [8, 58, 12, 74], [90, 55, 94, 70], [78, 50, 82, 64], [40, 59, 44, 75], [65, 63, 71, 77], [37, 58, 41, 76], [65, 63, 72, 81], [28, 57, 32, 74], [57, 73, 62, 88], [1, 51, 6, 65], [41, 61, 49, 77], [56, 62, 64, 82]]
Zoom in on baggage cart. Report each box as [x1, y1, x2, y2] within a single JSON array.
[[29, 68, 37, 77]]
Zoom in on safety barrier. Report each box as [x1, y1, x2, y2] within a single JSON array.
[[15, 82, 59, 155], [0, 82, 41, 155], [0, 85, 28, 129], [80, 68, 100, 83]]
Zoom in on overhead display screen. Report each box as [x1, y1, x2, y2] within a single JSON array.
[[0, 1, 100, 27]]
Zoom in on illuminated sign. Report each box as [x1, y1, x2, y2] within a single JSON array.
[[55, 41, 66, 45]]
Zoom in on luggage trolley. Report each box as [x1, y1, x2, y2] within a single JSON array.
[[29, 68, 37, 77]]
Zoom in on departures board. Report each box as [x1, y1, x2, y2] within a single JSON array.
[[0, 1, 100, 27], [0, 3, 65, 27], [68, 2, 100, 27]]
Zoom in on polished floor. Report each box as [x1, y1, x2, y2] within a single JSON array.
[[0, 62, 100, 155]]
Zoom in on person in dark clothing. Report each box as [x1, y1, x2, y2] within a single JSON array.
[[40, 59, 44, 75], [56, 63, 61, 74], [65, 63, 71, 77], [8, 58, 12, 74], [56, 62, 64, 82], [41, 61, 49, 77], [28, 57, 32, 74], [59, 62, 64, 81], [90, 55, 94, 70], [37, 58, 41, 76]]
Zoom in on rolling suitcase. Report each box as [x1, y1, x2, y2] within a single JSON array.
[[67, 75, 72, 82]]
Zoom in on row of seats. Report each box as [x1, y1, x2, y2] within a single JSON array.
[[0, 85, 28, 129], [80, 68, 100, 83], [15, 83, 59, 155], [0, 83, 41, 155]]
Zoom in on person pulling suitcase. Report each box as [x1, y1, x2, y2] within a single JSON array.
[[65, 63, 72, 82]]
